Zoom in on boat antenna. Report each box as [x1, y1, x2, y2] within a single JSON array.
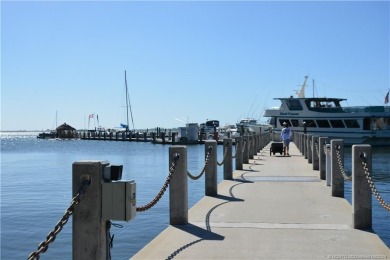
[[124, 70, 135, 131]]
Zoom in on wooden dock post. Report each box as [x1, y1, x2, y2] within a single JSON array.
[[169, 146, 188, 225], [319, 137, 329, 180], [307, 134, 313, 163], [243, 135, 249, 164], [254, 134, 259, 154], [171, 132, 176, 145], [223, 138, 233, 180], [331, 139, 344, 198], [352, 144, 372, 229], [72, 160, 109, 260], [249, 135, 254, 159], [325, 144, 331, 186], [235, 136, 243, 170], [205, 140, 217, 196], [305, 134, 309, 159], [312, 136, 319, 170]]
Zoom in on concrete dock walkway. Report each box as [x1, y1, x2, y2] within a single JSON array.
[[132, 143, 389, 259]]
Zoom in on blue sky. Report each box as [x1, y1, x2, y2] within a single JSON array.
[[1, 1, 389, 131]]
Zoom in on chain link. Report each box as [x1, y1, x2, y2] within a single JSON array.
[[323, 144, 328, 155], [335, 147, 352, 181], [28, 182, 89, 260], [232, 140, 238, 159], [242, 139, 247, 153], [314, 140, 319, 157], [136, 154, 179, 212], [217, 144, 229, 166], [187, 146, 212, 180], [360, 158, 390, 211]]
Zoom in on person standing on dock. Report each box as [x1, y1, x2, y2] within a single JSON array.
[[280, 122, 292, 156]]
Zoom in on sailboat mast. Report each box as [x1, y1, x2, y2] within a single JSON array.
[[124, 70, 135, 131], [312, 79, 314, 98], [125, 71, 130, 132]]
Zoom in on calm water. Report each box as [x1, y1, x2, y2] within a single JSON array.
[[1, 132, 389, 259]]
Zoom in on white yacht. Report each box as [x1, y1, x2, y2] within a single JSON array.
[[263, 77, 390, 146], [236, 118, 272, 134]]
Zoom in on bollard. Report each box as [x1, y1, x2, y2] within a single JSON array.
[[325, 144, 331, 186], [205, 140, 218, 196], [319, 137, 329, 180], [248, 135, 254, 159], [307, 134, 313, 163], [305, 134, 309, 160], [253, 134, 260, 155], [235, 136, 243, 170], [172, 132, 176, 145], [243, 135, 249, 164], [253, 134, 258, 157], [352, 145, 372, 229], [331, 139, 344, 197], [169, 146, 188, 225], [312, 136, 319, 170], [223, 138, 233, 180], [72, 160, 109, 260]]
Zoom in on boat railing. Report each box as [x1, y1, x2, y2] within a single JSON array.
[[343, 106, 388, 113]]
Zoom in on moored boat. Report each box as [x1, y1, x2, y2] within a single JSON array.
[[236, 118, 272, 134], [263, 77, 390, 146]]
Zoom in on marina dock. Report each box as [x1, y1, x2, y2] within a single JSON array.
[[132, 143, 389, 259]]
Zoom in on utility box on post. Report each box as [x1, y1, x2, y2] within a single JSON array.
[[102, 180, 136, 221]]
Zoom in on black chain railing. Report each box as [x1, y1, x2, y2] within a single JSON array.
[[136, 153, 180, 212], [187, 146, 213, 180], [360, 153, 390, 211], [335, 145, 352, 181], [217, 143, 229, 166], [232, 140, 239, 159], [28, 180, 91, 260]]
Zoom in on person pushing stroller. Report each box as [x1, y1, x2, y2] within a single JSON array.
[[280, 122, 292, 156]]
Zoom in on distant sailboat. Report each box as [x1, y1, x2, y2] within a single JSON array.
[[122, 70, 135, 132], [37, 111, 58, 139]]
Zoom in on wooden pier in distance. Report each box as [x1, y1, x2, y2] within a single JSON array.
[[80, 131, 228, 145], [132, 143, 389, 259]]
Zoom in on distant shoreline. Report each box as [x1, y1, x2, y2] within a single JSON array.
[[1, 130, 43, 132]]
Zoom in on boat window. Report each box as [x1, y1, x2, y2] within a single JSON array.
[[285, 99, 303, 110], [269, 117, 276, 127], [330, 120, 345, 128], [344, 120, 360, 128], [363, 118, 371, 130], [304, 120, 317, 128], [316, 120, 330, 128], [290, 120, 299, 127]]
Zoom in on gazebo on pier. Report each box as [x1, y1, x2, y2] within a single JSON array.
[[56, 123, 77, 138]]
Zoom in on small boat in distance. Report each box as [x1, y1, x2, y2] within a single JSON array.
[[236, 118, 272, 134], [263, 76, 390, 146]]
